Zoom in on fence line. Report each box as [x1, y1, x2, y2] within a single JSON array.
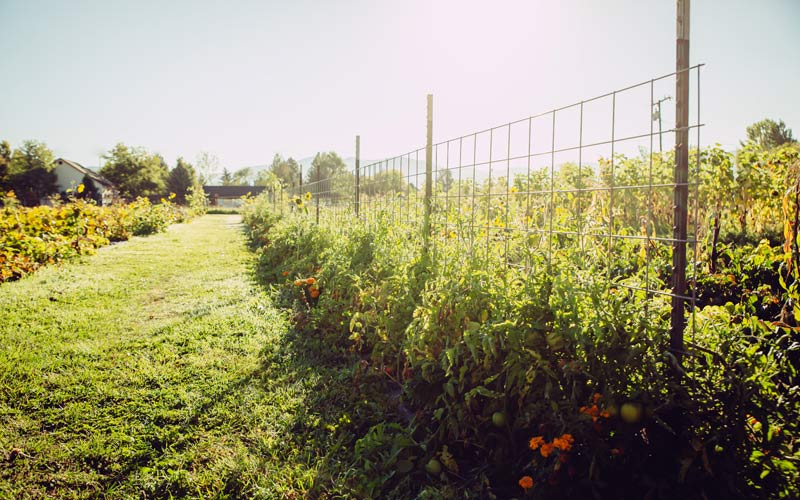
[[277, 65, 703, 355]]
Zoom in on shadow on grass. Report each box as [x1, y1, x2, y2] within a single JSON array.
[[240, 245, 407, 498]]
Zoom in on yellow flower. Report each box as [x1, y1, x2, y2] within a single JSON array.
[[169, 192, 176, 200], [77, 184, 85, 194], [305, 191, 312, 201], [518, 475, 534, 490]]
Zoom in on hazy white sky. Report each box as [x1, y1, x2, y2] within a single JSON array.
[[1, 0, 798, 170]]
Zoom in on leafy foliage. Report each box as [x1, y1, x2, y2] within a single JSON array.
[[0, 140, 11, 192], [241, 140, 800, 499], [99, 143, 169, 199], [745, 119, 797, 150], [0, 191, 194, 283], [166, 157, 199, 204], [7, 140, 57, 206], [268, 153, 301, 187]]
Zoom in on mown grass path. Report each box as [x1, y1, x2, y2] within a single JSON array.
[[0, 215, 321, 499]]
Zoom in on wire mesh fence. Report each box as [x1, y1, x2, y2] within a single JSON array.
[[280, 65, 704, 347]]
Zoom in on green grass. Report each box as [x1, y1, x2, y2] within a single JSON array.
[[0, 215, 350, 499]]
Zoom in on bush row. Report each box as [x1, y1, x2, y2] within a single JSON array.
[[243, 194, 799, 500], [0, 190, 205, 283]]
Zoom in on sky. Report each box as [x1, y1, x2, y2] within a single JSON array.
[[1, 0, 798, 172]]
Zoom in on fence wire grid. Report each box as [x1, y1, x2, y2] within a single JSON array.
[[275, 65, 704, 344]]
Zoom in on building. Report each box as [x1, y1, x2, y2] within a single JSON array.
[[202, 185, 266, 208], [53, 158, 118, 206]]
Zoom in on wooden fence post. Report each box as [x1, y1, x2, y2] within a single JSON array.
[[423, 94, 433, 253], [671, 0, 690, 364]]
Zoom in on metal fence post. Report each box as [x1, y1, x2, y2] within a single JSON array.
[[671, 0, 690, 365], [423, 94, 433, 253], [355, 135, 360, 218]]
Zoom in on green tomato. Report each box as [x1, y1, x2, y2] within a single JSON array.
[[491, 411, 508, 428], [425, 458, 442, 475], [620, 402, 643, 424]]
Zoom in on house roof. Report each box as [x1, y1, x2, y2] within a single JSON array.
[[202, 185, 267, 198], [54, 158, 115, 188]]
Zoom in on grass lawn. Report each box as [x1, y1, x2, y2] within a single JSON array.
[[0, 215, 345, 499]]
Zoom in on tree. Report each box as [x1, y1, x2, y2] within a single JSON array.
[[220, 168, 234, 186], [436, 169, 454, 192], [8, 140, 57, 206], [231, 167, 253, 185], [166, 157, 198, 204], [99, 143, 168, 199], [744, 119, 796, 150], [307, 152, 351, 199], [254, 169, 280, 188], [0, 140, 11, 191], [364, 169, 405, 196], [307, 152, 347, 182], [195, 152, 220, 185], [268, 154, 301, 187]]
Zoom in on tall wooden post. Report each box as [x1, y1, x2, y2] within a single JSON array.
[[355, 135, 361, 218], [423, 94, 433, 253], [671, 0, 690, 364], [315, 163, 320, 224]]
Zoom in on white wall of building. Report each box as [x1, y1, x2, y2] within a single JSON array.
[[53, 161, 84, 192]]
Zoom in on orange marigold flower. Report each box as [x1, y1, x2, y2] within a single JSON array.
[[518, 475, 534, 490], [540, 442, 555, 458], [580, 404, 599, 417], [600, 410, 611, 419], [529, 436, 545, 450], [282, 271, 289, 276], [293, 279, 303, 287], [553, 434, 574, 451], [306, 277, 316, 285], [309, 287, 320, 298], [593, 393, 603, 403]]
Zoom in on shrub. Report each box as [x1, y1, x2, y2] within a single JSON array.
[[243, 190, 800, 499], [0, 189, 199, 283]]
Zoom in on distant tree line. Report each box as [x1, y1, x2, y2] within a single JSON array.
[[0, 140, 203, 206], [2, 118, 793, 207], [213, 152, 349, 191], [99, 143, 201, 204]]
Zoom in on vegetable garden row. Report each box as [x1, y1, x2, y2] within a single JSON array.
[[243, 142, 800, 499], [0, 189, 205, 283]]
